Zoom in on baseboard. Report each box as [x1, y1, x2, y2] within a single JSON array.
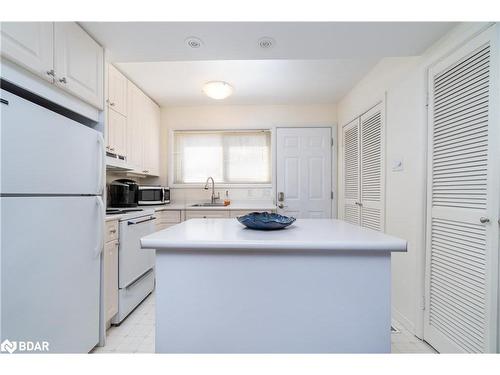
[[392, 307, 416, 335]]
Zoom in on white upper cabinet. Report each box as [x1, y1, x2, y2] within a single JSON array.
[[107, 64, 127, 116], [142, 97, 160, 176], [107, 108, 127, 159], [126, 82, 144, 171], [1, 22, 104, 110], [54, 23, 104, 109], [0, 22, 55, 82], [0, 22, 54, 82]]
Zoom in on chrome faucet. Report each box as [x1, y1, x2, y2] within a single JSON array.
[[204, 177, 220, 204]]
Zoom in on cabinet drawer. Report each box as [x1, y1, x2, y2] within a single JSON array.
[[105, 220, 119, 242], [185, 210, 230, 220], [156, 210, 181, 223]]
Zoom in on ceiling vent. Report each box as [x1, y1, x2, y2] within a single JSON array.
[[258, 37, 275, 49], [185, 36, 203, 49]]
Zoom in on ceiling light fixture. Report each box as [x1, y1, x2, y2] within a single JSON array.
[[202, 81, 233, 100]]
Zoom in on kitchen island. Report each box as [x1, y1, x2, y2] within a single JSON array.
[[141, 218, 407, 353]]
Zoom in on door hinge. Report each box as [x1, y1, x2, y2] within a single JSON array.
[[331, 137, 334, 146], [421, 295, 426, 310], [331, 191, 334, 199], [425, 92, 429, 108]]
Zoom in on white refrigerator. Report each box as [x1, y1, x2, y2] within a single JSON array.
[[1, 88, 105, 353]]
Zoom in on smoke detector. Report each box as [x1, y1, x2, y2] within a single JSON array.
[[185, 36, 203, 49], [258, 37, 275, 49]]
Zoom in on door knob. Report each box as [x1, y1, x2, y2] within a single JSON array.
[[278, 203, 286, 209], [479, 217, 490, 224]]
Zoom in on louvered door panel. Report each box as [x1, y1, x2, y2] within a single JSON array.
[[342, 119, 360, 225], [424, 28, 499, 354], [360, 104, 384, 231]]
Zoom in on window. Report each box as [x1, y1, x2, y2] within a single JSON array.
[[173, 130, 271, 184]]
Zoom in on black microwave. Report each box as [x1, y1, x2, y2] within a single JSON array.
[[137, 186, 170, 205]]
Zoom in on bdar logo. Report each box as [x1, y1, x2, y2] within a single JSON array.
[[1, 339, 17, 354]]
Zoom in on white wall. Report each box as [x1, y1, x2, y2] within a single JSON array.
[[336, 22, 493, 338], [160, 104, 337, 203]]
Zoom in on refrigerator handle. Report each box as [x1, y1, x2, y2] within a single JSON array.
[[95, 197, 105, 258], [96, 133, 104, 195]]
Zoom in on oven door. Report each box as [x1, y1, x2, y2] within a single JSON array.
[[138, 186, 164, 205]]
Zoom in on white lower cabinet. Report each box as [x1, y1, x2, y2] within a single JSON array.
[[104, 220, 119, 325], [155, 210, 182, 231], [230, 210, 272, 218]]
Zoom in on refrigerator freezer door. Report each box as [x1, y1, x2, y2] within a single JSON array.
[[0, 89, 104, 195], [1, 196, 102, 353]]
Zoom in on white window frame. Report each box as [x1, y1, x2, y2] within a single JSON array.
[[169, 129, 273, 188]]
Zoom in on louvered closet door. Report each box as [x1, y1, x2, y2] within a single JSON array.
[[360, 104, 385, 231], [342, 118, 361, 225], [424, 28, 499, 353]]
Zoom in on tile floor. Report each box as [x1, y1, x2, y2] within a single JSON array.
[[92, 291, 437, 354]]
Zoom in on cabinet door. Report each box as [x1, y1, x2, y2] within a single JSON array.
[[342, 118, 361, 225], [0, 22, 54, 82], [359, 104, 384, 232], [108, 108, 127, 159], [126, 83, 144, 171], [107, 64, 127, 116], [142, 97, 160, 176], [104, 240, 119, 323], [54, 22, 104, 109]]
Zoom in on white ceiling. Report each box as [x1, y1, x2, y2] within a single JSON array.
[[82, 22, 456, 62], [116, 59, 378, 106], [80, 22, 456, 106]]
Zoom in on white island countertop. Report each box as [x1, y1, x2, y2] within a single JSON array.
[[141, 218, 407, 253]]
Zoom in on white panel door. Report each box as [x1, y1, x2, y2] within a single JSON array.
[[342, 118, 361, 225], [1, 196, 103, 353], [424, 28, 499, 353], [360, 104, 385, 231], [276, 127, 332, 218], [0, 22, 54, 82], [54, 22, 104, 109], [0, 89, 104, 195]]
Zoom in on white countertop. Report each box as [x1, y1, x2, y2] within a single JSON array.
[[141, 218, 407, 253], [149, 201, 277, 211], [105, 201, 276, 221]]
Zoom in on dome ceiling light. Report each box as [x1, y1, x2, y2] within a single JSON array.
[[202, 81, 234, 100]]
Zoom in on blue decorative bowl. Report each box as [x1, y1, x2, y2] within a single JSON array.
[[237, 212, 296, 230]]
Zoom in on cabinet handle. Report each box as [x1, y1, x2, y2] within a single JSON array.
[[479, 217, 490, 224], [46, 69, 55, 77], [109, 229, 117, 234], [59, 77, 67, 84], [110, 102, 115, 106], [143, 170, 149, 173], [110, 147, 115, 151]]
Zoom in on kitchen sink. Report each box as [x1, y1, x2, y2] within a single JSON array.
[[190, 203, 226, 207]]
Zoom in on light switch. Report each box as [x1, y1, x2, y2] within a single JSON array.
[[392, 158, 404, 172]]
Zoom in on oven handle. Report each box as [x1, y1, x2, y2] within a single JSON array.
[[128, 216, 156, 226]]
